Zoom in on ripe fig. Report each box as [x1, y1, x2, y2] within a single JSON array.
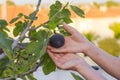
[[49, 34, 65, 48]]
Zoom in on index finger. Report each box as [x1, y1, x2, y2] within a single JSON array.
[[62, 22, 76, 34]]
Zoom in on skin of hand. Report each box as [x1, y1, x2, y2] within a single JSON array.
[[48, 22, 91, 54], [48, 22, 120, 79], [47, 49, 107, 80], [47, 49, 85, 70]]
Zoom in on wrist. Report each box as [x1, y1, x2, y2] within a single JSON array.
[[75, 62, 107, 80], [75, 59, 90, 72], [83, 42, 95, 56]]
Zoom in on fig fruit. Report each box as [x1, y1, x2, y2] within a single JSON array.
[[49, 34, 65, 48]]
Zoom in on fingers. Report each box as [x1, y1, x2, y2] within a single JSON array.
[[47, 49, 57, 61], [47, 49, 65, 67], [47, 48, 79, 70], [48, 46, 69, 53], [47, 45, 69, 53], [62, 22, 76, 34], [47, 49, 65, 61], [51, 48, 68, 53]]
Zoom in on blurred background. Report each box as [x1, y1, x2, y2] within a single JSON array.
[[0, 0, 120, 80]]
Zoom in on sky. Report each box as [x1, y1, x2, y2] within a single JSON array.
[[0, 0, 120, 5]]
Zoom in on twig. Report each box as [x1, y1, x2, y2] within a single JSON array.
[[18, 59, 44, 78], [0, 59, 44, 80], [30, 20, 49, 30], [0, 0, 42, 60], [30, 1, 69, 30], [12, 0, 41, 49], [0, 0, 43, 79], [12, 21, 32, 49]]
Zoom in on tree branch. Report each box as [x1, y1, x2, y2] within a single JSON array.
[[30, 20, 49, 30], [12, 0, 42, 49], [18, 59, 44, 78], [0, 0, 42, 60], [0, 59, 44, 80], [0, 0, 43, 79]]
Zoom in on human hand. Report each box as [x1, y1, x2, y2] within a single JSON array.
[[47, 48, 89, 71], [48, 22, 91, 54], [47, 47, 107, 80]]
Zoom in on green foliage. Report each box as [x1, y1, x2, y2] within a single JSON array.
[[48, 1, 72, 25], [2, 68, 14, 78], [0, 19, 10, 34], [92, 2, 101, 8], [0, 32, 13, 60], [46, 0, 85, 33], [57, 26, 71, 36], [10, 13, 22, 24], [29, 11, 38, 20], [92, 1, 120, 9], [83, 32, 99, 42], [109, 22, 120, 39], [27, 74, 36, 80], [0, 0, 84, 79], [13, 21, 28, 37], [6, 0, 15, 5], [0, 19, 8, 28], [71, 72, 83, 80], [48, 21, 56, 30], [70, 5, 85, 18], [98, 38, 120, 56], [0, 57, 10, 77], [42, 53, 56, 75], [49, 1, 62, 18], [106, 0, 119, 7]]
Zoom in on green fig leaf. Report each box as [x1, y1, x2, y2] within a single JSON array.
[[70, 5, 85, 18]]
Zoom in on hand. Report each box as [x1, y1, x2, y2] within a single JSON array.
[[48, 22, 91, 54], [47, 48, 107, 80], [47, 48, 88, 71]]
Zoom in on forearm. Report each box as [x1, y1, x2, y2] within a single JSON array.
[[76, 63, 107, 80], [84, 42, 120, 79]]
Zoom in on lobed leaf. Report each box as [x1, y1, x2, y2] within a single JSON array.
[[29, 11, 38, 21], [49, 1, 62, 18], [13, 21, 26, 37], [27, 74, 36, 80], [0, 57, 9, 77], [28, 29, 37, 41], [25, 41, 40, 55], [61, 9, 71, 17], [0, 32, 13, 60], [42, 53, 56, 75], [0, 20, 9, 34], [70, 5, 85, 18], [0, 19, 8, 27], [49, 1, 72, 25], [48, 21, 56, 29], [63, 16, 72, 23], [9, 13, 24, 24]]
